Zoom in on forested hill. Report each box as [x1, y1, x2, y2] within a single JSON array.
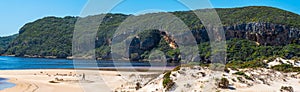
[[0, 34, 17, 53], [2, 6, 300, 62]]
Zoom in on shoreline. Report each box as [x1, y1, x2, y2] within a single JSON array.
[[0, 66, 174, 71], [0, 55, 181, 63], [0, 68, 169, 92], [0, 78, 15, 91]]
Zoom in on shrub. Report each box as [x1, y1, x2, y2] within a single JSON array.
[[218, 78, 229, 89], [226, 58, 267, 69], [163, 71, 174, 90], [234, 71, 253, 81], [172, 66, 181, 71], [135, 82, 142, 90], [234, 71, 246, 75], [224, 68, 230, 73], [272, 64, 300, 72]]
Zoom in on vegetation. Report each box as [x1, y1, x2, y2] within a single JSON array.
[[271, 64, 300, 73], [172, 6, 300, 29], [135, 82, 142, 90], [1, 6, 300, 63], [218, 78, 229, 89], [0, 34, 17, 54], [226, 57, 267, 69], [172, 66, 181, 71], [215, 6, 300, 28], [163, 71, 174, 90], [233, 71, 253, 80], [5, 16, 77, 58], [202, 38, 300, 68]]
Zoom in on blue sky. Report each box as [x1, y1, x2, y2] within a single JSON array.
[[0, 0, 299, 36]]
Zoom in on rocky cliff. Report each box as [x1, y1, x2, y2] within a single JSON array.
[[224, 22, 300, 46], [189, 22, 300, 46], [112, 22, 300, 62]]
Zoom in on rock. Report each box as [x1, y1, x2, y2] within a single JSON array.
[[280, 86, 294, 92]]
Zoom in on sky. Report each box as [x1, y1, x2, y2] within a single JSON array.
[[0, 0, 299, 36]]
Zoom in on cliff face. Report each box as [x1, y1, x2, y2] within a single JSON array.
[[188, 22, 300, 46], [224, 22, 300, 46], [128, 31, 177, 61], [160, 31, 178, 49], [123, 22, 300, 62]]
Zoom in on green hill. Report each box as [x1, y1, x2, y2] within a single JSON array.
[[2, 6, 300, 62], [0, 34, 18, 54]]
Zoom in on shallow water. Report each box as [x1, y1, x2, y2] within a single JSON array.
[[0, 56, 176, 70], [0, 78, 15, 90]]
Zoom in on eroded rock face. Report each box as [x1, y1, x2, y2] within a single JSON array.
[[191, 22, 300, 46], [105, 22, 300, 61], [224, 22, 300, 46]]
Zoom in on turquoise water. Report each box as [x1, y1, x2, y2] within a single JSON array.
[[0, 56, 175, 70], [0, 78, 15, 90]]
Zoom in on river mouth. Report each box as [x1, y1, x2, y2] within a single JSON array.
[[0, 78, 15, 90]]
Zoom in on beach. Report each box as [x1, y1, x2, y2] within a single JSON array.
[[0, 68, 166, 92], [1, 66, 300, 92]]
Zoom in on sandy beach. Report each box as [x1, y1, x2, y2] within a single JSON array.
[[1, 66, 300, 92], [0, 68, 166, 92]]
